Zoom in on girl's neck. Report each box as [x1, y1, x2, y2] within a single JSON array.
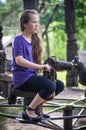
[[22, 32, 32, 43]]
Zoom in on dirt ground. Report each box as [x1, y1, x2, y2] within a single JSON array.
[[0, 119, 50, 130], [0, 88, 86, 130]]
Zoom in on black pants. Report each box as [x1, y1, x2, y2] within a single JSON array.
[[17, 75, 64, 100]]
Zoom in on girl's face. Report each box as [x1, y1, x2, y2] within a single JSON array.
[[24, 14, 40, 34]]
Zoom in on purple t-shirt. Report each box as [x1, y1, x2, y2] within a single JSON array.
[[11, 34, 36, 88]]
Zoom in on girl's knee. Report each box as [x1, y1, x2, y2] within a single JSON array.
[[55, 80, 64, 95]]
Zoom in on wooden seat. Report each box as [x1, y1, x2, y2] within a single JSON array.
[[8, 81, 55, 115], [11, 87, 36, 98], [8, 85, 43, 115]]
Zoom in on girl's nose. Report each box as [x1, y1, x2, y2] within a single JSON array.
[[36, 22, 39, 27]]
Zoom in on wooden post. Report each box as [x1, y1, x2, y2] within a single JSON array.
[[0, 73, 12, 98], [0, 26, 3, 50], [0, 50, 6, 73], [63, 105, 73, 130], [0, 26, 5, 73], [23, 0, 39, 11], [64, 0, 78, 87]]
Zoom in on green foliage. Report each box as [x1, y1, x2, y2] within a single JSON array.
[[77, 28, 86, 50], [0, 0, 86, 59], [75, 0, 86, 50], [41, 0, 86, 60], [76, 0, 86, 27], [0, 0, 23, 35], [47, 22, 67, 60], [40, 0, 66, 60]]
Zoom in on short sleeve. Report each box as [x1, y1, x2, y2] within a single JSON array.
[[13, 36, 23, 57]]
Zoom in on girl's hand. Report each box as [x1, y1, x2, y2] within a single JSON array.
[[41, 64, 51, 72]]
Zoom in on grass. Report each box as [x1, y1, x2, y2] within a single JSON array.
[[0, 98, 23, 121], [0, 99, 9, 121], [57, 71, 67, 86], [57, 71, 85, 89]]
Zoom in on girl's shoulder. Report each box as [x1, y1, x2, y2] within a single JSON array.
[[14, 34, 22, 40], [13, 34, 23, 46]]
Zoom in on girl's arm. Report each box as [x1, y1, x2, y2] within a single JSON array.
[[15, 56, 51, 72]]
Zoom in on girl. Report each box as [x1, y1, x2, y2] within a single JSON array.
[[11, 9, 64, 122]]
